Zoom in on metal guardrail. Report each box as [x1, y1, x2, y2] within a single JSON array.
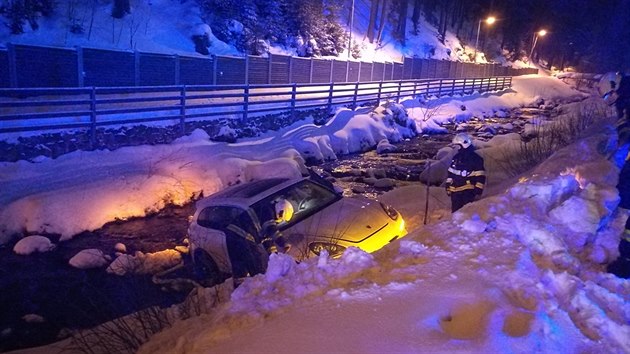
[[0, 76, 512, 140]]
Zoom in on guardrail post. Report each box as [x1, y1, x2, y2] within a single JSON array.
[[413, 81, 417, 96], [462, 78, 467, 94], [396, 80, 402, 103], [328, 82, 334, 112], [291, 83, 297, 120], [7, 43, 17, 87], [90, 87, 96, 146], [352, 82, 359, 109], [179, 85, 186, 135], [377, 81, 383, 105], [438, 79, 443, 97], [451, 78, 456, 96], [243, 85, 249, 121]]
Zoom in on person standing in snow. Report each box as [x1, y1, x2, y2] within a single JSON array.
[[607, 150, 630, 278], [445, 133, 486, 213], [225, 199, 293, 287]]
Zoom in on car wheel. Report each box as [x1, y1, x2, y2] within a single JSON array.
[[193, 249, 222, 286]]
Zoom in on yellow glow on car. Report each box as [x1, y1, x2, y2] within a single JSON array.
[[354, 215, 408, 254]]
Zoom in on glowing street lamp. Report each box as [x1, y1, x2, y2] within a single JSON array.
[[474, 16, 496, 63], [529, 29, 547, 63]]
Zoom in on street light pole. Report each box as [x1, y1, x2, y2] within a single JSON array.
[[348, 0, 354, 59], [529, 29, 547, 63], [473, 16, 495, 63]]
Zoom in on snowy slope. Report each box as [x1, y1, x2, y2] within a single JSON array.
[[0, 0, 513, 64]]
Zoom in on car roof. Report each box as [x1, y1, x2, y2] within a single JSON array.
[[196, 176, 308, 210]]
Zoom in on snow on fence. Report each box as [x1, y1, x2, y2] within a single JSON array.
[[0, 76, 512, 139], [0, 43, 535, 89]]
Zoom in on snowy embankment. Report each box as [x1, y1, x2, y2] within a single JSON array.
[[140, 127, 630, 354], [0, 76, 585, 246]]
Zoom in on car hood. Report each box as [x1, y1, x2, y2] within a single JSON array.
[[286, 197, 391, 244]]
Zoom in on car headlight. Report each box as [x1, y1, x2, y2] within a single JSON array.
[[309, 242, 346, 258], [380, 202, 399, 221]]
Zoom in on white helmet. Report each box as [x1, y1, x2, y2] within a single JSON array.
[[274, 199, 294, 223], [452, 133, 472, 149]]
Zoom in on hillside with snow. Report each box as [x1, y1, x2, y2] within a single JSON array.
[[0, 0, 525, 66]]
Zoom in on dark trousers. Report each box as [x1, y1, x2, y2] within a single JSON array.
[[608, 215, 630, 278], [620, 216, 630, 259], [451, 189, 476, 213], [225, 234, 265, 279]]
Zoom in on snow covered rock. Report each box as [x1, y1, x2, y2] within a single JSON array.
[[114, 243, 127, 253], [69, 249, 110, 269], [13, 236, 55, 255], [376, 139, 397, 154]]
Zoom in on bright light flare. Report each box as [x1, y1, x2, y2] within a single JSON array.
[[486, 16, 496, 25], [538, 29, 547, 37]]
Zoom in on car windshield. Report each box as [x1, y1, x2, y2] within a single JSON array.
[[250, 180, 340, 230]]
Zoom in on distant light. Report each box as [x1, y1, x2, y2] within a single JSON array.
[[538, 29, 547, 37], [486, 17, 496, 25]]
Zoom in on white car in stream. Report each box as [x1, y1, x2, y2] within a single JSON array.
[[188, 172, 407, 285]]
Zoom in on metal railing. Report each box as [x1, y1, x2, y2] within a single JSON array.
[[0, 76, 512, 140]]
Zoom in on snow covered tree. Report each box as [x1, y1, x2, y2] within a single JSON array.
[[0, 0, 54, 33], [111, 0, 130, 18]]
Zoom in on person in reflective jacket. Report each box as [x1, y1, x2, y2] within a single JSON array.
[[607, 150, 630, 278], [445, 133, 486, 213]]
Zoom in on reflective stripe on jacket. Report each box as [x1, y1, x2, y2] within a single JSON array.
[[447, 146, 486, 195]]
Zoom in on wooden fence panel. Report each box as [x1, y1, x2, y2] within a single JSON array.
[[347, 61, 360, 82], [359, 62, 372, 82], [411, 58, 422, 79], [383, 63, 393, 80], [436, 61, 450, 78], [179, 56, 213, 85], [271, 55, 290, 84], [84, 48, 134, 87], [372, 62, 385, 81], [0, 42, 532, 89], [0, 50, 10, 87], [418, 59, 429, 78], [402, 58, 413, 79], [247, 56, 268, 84], [216, 56, 246, 85], [139, 53, 176, 86], [312, 59, 331, 83], [291, 57, 311, 83], [393, 63, 403, 80], [428, 60, 439, 78], [332, 60, 347, 82], [15, 45, 78, 87]]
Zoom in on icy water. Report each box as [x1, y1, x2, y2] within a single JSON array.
[[0, 107, 551, 351]]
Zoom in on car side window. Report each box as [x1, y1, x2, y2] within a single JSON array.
[[197, 206, 256, 236], [251, 180, 340, 230]]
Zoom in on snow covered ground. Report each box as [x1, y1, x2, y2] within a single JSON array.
[[137, 95, 630, 353], [4, 74, 630, 353]]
